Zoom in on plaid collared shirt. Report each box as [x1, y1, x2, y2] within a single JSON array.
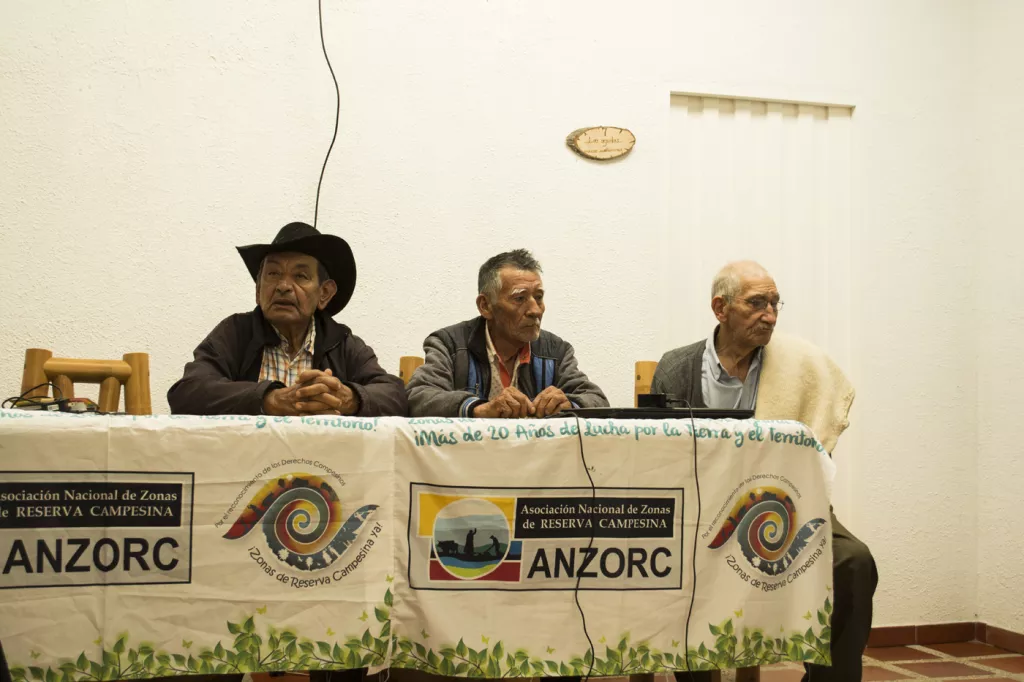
[[484, 324, 531, 399], [259, 321, 316, 387]]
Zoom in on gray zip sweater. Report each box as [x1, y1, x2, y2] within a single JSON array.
[[406, 317, 608, 417]]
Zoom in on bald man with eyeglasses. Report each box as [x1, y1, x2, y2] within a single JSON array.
[[652, 261, 877, 682]]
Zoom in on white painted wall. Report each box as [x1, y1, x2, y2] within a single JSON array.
[[975, 0, 1024, 635], [0, 0, 1006, 627]]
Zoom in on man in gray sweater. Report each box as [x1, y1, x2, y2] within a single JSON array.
[[407, 249, 608, 418], [653, 261, 877, 682]]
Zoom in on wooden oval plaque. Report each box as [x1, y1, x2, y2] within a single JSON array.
[[566, 126, 636, 160]]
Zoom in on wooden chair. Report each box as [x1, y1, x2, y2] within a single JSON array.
[[634, 360, 658, 407], [20, 348, 152, 415], [398, 356, 425, 385]]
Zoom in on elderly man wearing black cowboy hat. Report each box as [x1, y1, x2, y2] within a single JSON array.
[[168, 222, 407, 418]]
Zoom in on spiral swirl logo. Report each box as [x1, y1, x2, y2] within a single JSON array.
[[708, 486, 825, 576], [223, 473, 377, 571]]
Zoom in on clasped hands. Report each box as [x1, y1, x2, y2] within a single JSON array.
[[472, 385, 571, 419], [262, 369, 359, 416]]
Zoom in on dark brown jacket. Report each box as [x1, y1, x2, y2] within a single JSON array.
[[167, 307, 407, 417]]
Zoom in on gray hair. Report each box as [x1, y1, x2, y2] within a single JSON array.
[[478, 249, 542, 302], [711, 261, 771, 299], [711, 269, 742, 299]]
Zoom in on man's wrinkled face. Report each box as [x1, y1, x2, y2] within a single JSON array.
[[256, 252, 333, 328], [721, 273, 780, 348], [481, 267, 545, 347]]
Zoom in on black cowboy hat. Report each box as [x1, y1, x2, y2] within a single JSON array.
[[236, 222, 356, 317]]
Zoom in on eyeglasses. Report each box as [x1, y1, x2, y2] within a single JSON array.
[[727, 296, 784, 313]]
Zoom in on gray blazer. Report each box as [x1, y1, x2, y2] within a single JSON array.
[[650, 339, 707, 408]]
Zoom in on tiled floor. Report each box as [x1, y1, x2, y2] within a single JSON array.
[[758, 641, 1024, 682]]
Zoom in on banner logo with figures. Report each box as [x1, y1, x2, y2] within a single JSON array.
[[408, 484, 684, 591]]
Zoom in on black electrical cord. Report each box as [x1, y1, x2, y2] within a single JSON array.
[[2, 382, 64, 410], [682, 401, 701, 682], [314, 0, 341, 229], [572, 414, 597, 682], [570, 408, 702, 682]]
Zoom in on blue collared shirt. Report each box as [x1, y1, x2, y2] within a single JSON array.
[[702, 328, 763, 410]]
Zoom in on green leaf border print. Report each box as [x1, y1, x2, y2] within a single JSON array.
[[10, 591, 831, 680]]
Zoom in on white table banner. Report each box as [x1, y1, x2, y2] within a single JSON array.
[[0, 411, 835, 680]]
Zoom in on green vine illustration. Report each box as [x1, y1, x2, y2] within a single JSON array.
[[10, 589, 831, 680], [389, 597, 832, 676]]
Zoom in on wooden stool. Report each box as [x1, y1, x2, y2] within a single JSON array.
[[20, 348, 152, 415]]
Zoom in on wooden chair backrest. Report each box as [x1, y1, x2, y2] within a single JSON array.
[[398, 356, 425, 385], [634, 360, 658, 407]]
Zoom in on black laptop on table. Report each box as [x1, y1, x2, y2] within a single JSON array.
[[554, 407, 753, 420]]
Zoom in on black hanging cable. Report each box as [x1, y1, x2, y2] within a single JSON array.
[[570, 410, 699, 682], [572, 414, 597, 681], [314, 0, 341, 228], [682, 401, 702, 682], [2, 382, 64, 410]]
